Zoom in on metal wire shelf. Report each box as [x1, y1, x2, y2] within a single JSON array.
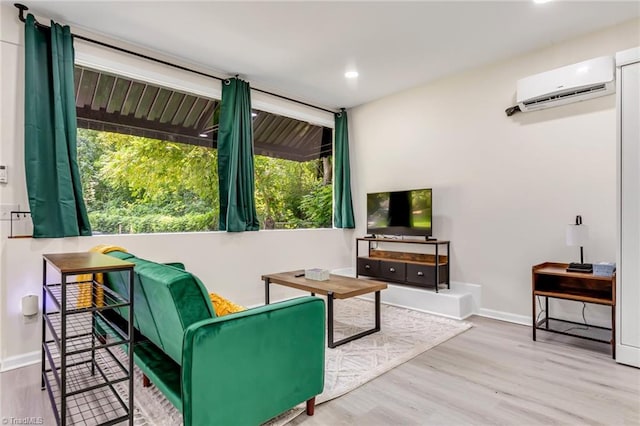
[[43, 344, 129, 395], [44, 312, 129, 355], [45, 281, 130, 314], [43, 348, 130, 426]]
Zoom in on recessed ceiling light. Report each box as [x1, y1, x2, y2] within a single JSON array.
[[251, 112, 258, 117], [345, 71, 359, 79], [199, 133, 208, 137], [533, 0, 552, 4]]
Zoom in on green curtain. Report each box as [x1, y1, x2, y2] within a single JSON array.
[[24, 14, 91, 238], [333, 109, 355, 228], [217, 78, 259, 231]]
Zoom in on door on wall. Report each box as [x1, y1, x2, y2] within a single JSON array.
[[617, 47, 640, 368]]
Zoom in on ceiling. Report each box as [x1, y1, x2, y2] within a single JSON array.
[[26, 1, 640, 110]]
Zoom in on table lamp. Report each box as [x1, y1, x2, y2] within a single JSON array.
[[565, 215, 593, 273]]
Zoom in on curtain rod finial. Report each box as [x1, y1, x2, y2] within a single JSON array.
[[15, 3, 29, 22]]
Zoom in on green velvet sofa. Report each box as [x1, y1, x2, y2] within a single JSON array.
[[101, 251, 325, 426]]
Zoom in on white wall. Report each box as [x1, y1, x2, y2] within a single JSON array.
[[0, 230, 353, 367], [350, 18, 640, 322], [0, 3, 352, 369]]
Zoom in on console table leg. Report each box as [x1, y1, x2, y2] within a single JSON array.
[[532, 294, 536, 341], [327, 292, 334, 348], [545, 297, 549, 330], [612, 304, 616, 359]]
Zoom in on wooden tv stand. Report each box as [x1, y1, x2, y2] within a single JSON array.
[[532, 262, 616, 358], [356, 237, 450, 292]]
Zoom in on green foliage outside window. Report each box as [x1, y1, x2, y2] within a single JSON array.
[[77, 129, 332, 234]]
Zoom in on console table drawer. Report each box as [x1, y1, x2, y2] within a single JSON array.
[[379, 260, 406, 281], [357, 258, 380, 277]]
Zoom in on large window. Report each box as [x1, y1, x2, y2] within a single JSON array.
[[78, 129, 218, 234], [75, 66, 333, 234], [252, 109, 333, 229]]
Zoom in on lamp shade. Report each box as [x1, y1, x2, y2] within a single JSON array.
[[566, 224, 588, 246]]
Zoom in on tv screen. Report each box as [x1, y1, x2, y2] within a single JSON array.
[[367, 189, 432, 237]]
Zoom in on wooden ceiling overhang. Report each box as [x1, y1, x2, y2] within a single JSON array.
[[75, 66, 332, 162]]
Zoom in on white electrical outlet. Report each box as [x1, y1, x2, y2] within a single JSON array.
[[0, 204, 19, 221], [0, 165, 7, 183]]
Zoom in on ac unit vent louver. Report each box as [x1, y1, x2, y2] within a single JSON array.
[[516, 57, 615, 112], [522, 83, 608, 109]]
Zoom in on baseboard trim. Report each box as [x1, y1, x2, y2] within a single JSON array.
[[477, 308, 531, 326], [0, 350, 40, 372]]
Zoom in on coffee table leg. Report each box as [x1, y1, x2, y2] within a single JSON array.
[[327, 291, 335, 348], [329, 291, 383, 348], [264, 278, 270, 305]]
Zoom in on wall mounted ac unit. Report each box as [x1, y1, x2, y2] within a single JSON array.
[[516, 56, 615, 112]]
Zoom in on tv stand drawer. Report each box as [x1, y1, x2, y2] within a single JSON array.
[[357, 258, 380, 277], [379, 260, 406, 281], [406, 263, 448, 287]]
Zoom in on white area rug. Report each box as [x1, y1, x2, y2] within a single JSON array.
[[133, 298, 472, 425]]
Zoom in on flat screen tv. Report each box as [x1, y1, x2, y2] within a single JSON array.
[[366, 188, 432, 237]]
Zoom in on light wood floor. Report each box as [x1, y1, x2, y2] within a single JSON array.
[[1, 316, 638, 425]]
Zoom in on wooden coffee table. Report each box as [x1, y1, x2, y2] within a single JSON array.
[[262, 271, 388, 348]]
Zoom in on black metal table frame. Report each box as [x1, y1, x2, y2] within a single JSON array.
[[264, 278, 382, 348], [42, 260, 135, 426], [533, 295, 613, 345]]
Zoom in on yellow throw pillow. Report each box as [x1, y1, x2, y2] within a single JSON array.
[[209, 293, 246, 317], [76, 245, 129, 308]]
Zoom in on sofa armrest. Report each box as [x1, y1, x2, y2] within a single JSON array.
[[181, 296, 325, 426]]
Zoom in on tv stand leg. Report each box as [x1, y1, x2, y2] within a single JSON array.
[[435, 244, 439, 293]]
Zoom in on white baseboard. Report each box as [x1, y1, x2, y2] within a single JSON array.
[[477, 308, 531, 326], [0, 350, 40, 372]]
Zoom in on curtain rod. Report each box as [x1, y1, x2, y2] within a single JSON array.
[[14, 3, 338, 116]]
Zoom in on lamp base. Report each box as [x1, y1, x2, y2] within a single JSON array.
[[566, 262, 593, 273]]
